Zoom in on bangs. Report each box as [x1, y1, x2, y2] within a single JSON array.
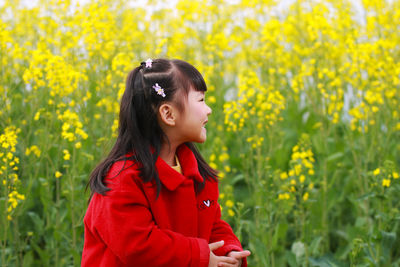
[[172, 59, 207, 94]]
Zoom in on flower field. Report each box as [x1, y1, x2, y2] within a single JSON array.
[[1, 0, 400, 266]]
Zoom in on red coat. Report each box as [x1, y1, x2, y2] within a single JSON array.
[[82, 144, 247, 267]]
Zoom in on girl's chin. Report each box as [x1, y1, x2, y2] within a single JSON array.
[[186, 128, 207, 143], [195, 132, 207, 143]]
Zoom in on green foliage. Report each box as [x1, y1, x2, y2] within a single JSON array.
[[1, 0, 400, 266]]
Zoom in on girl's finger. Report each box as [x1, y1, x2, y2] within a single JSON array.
[[217, 262, 237, 267], [229, 250, 251, 259], [219, 256, 238, 265], [209, 240, 224, 251]]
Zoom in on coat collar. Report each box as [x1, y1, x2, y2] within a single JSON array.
[[155, 144, 204, 191]]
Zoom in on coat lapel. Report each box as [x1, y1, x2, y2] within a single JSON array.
[[155, 144, 203, 191]]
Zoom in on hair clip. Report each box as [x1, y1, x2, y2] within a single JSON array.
[[152, 83, 166, 98], [145, 58, 153, 68]]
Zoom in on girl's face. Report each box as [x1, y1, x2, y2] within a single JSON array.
[[175, 88, 212, 144]]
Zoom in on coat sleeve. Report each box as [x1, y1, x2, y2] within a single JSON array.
[[209, 202, 248, 267], [88, 170, 210, 267]]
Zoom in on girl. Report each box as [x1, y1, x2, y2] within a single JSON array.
[[81, 58, 250, 267]]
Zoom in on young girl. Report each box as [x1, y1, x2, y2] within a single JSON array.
[[81, 58, 250, 267]]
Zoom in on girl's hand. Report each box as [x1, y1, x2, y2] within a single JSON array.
[[208, 241, 239, 267], [226, 250, 251, 267]]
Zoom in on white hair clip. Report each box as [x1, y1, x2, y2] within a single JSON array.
[[145, 58, 153, 68], [152, 83, 166, 98]]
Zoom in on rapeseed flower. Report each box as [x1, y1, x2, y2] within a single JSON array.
[[278, 134, 315, 203], [1, 126, 24, 220]]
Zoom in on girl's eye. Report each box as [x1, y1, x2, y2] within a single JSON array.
[[200, 98, 204, 102]]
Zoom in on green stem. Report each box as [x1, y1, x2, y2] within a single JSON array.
[[70, 145, 77, 265], [55, 177, 60, 267], [1, 164, 9, 267]]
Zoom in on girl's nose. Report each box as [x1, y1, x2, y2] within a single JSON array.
[[206, 104, 212, 115]]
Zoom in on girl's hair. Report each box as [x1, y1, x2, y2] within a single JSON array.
[[87, 58, 217, 199]]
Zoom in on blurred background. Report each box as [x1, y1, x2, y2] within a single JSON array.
[[1, 0, 400, 266]]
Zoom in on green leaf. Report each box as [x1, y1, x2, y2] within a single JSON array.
[[272, 222, 288, 249], [381, 230, 396, 262], [231, 173, 244, 185], [309, 236, 323, 255], [309, 254, 347, 267], [356, 192, 376, 201], [22, 251, 33, 266], [285, 250, 298, 267], [326, 152, 344, 162], [27, 212, 44, 235]]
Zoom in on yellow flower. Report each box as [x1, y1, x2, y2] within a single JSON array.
[[393, 172, 399, 179], [373, 168, 380, 176], [280, 172, 288, 180], [294, 164, 302, 175], [278, 193, 290, 200], [382, 178, 390, 187], [299, 175, 306, 183], [25, 145, 41, 157], [225, 200, 234, 208], [228, 209, 235, 217], [208, 96, 216, 104], [219, 153, 229, 162], [210, 162, 217, 169], [55, 171, 63, 178], [75, 142, 82, 149], [34, 111, 41, 121], [209, 154, 216, 161], [63, 149, 70, 160], [224, 165, 231, 172], [303, 192, 309, 201]]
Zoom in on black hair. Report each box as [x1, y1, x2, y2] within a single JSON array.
[[87, 58, 217, 200]]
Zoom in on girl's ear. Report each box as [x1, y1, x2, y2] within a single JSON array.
[[158, 103, 176, 126]]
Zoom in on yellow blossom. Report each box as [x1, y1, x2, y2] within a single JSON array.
[[228, 209, 235, 217], [382, 179, 391, 187], [280, 172, 288, 180], [209, 154, 216, 162], [75, 142, 82, 149], [210, 162, 217, 169], [63, 149, 71, 160], [278, 193, 290, 200], [224, 165, 231, 172], [225, 200, 234, 208]]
